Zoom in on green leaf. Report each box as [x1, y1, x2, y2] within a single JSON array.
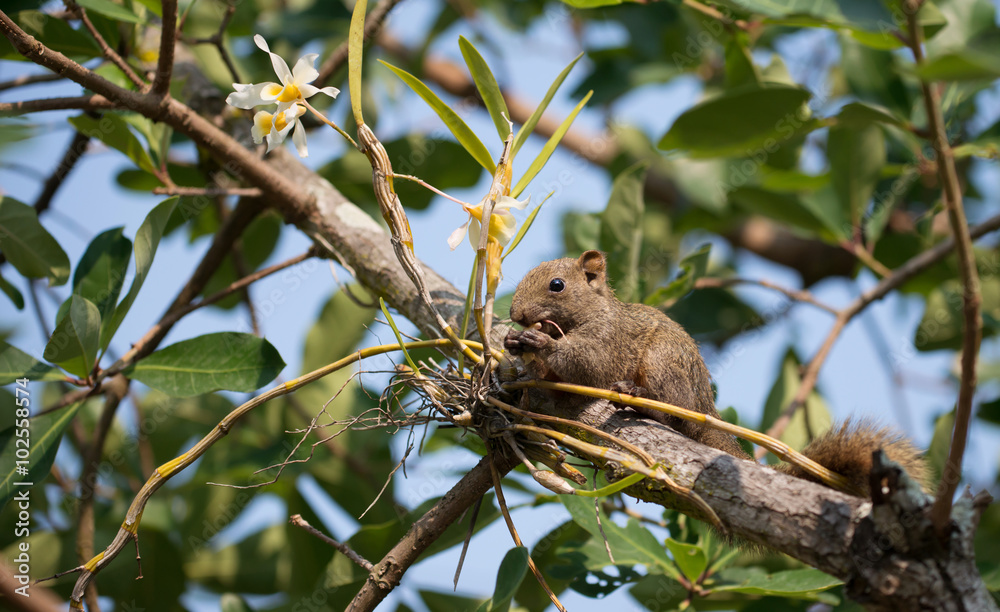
[[758, 350, 832, 455], [348, 0, 368, 123], [459, 36, 511, 141], [835, 102, 905, 129], [628, 573, 686, 610], [643, 244, 710, 307], [915, 277, 1000, 351], [512, 52, 583, 158], [503, 192, 552, 260], [724, 35, 761, 89], [828, 124, 885, 226], [68, 113, 156, 175], [123, 333, 285, 397], [728, 186, 827, 235], [515, 519, 590, 610], [916, 49, 1000, 82], [475, 547, 529, 612], [658, 85, 817, 158], [927, 410, 955, 485], [5, 11, 99, 60], [42, 295, 101, 377], [0, 273, 24, 309], [664, 538, 708, 583], [105, 198, 178, 348], [74, 0, 143, 24], [600, 162, 647, 303], [511, 90, 592, 198], [714, 567, 841, 600], [0, 401, 82, 511], [561, 495, 675, 575], [0, 343, 62, 385], [420, 591, 487, 612], [380, 60, 496, 173], [73, 228, 132, 349], [0, 197, 70, 286]]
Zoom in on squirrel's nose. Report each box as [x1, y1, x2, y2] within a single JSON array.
[[509, 302, 524, 326]]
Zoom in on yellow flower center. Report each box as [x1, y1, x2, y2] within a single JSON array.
[[276, 83, 301, 103]]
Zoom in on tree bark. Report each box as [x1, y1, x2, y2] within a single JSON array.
[[523, 390, 995, 611]]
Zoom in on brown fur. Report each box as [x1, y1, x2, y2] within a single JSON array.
[[506, 251, 928, 499], [777, 419, 931, 496], [506, 250, 747, 459]]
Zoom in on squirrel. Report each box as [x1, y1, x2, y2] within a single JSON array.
[[504, 250, 929, 498]]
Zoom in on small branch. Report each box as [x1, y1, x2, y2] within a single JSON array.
[[315, 0, 405, 86], [289, 514, 373, 571], [680, 0, 750, 31], [34, 130, 90, 215], [64, 0, 145, 88], [179, 0, 240, 83], [151, 186, 262, 197], [902, 0, 983, 535], [0, 71, 63, 92], [152, 0, 178, 96], [761, 211, 1000, 453], [0, 94, 119, 113], [103, 199, 266, 377], [846, 241, 893, 278], [694, 277, 837, 315], [347, 452, 518, 610], [75, 375, 128, 612]]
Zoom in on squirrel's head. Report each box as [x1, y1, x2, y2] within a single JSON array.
[[509, 250, 614, 334]]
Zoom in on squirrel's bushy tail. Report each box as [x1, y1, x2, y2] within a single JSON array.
[[776, 419, 931, 498]]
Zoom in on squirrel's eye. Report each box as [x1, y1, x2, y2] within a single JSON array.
[[549, 278, 565, 292]]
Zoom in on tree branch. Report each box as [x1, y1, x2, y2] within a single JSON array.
[[152, 0, 178, 96], [347, 453, 518, 610], [902, 0, 983, 536], [0, 94, 120, 113], [533, 392, 995, 610]]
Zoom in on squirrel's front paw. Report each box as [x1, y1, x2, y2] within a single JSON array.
[[610, 380, 649, 398], [504, 328, 551, 355]]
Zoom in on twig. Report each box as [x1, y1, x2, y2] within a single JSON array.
[[847, 241, 893, 278], [102, 199, 265, 377], [152, 0, 178, 96], [0, 95, 119, 113], [315, 0, 405, 86], [151, 186, 262, 197], [694, 277, 837, 315], [761, 211, 1000, 452], [34, 130, 90, 215], [179, 0, 240, 83], [0, 71, 63, 91], [680, 0, 750, 31], [902, 0, 983, 535], [486, 446, 568, 612], [289, 514, 373, 571], [75, 376, 128, 611], [63, 0, 145, 88]]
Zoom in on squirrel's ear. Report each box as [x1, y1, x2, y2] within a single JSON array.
[[578, 250, 607, 285]]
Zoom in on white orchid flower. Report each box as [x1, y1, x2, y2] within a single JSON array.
[[227, 35, 339, 111], [251, 104, 307, 154], [448, 195, 530, 251]]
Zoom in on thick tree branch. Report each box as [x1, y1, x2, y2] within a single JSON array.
[[532, 392, 995, 610]]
